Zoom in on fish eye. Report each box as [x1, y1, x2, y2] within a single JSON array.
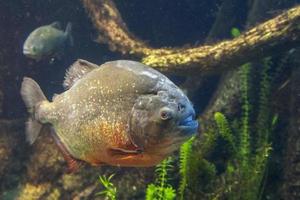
[[32, 46, 37, 52], [160, 109, 173, 121]]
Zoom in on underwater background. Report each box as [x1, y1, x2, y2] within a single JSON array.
[[0, 0, 300, 199]]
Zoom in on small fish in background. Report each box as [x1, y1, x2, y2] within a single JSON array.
[[20, 60, 198, 172], [23, 21, 73, 61]]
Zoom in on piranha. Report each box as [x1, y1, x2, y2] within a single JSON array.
[[23, 22, 73, 61], [20, 60, 198, 171]]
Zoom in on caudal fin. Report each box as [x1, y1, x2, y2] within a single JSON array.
[[65, 22, 74, 47], [20, 77, 47, 144]]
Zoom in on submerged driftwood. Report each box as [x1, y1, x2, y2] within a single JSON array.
[[82, 0, 300, 73]]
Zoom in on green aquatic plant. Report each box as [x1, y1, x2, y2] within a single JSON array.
[[96, 174, 117, 200], [214, 112, 236, 155], [178, 136, 195, 200], [248, 57, 278, 199], [223, 58, 276, 200], [145, 157, 176, 200], [186, 129, 218, 195], [239, 62, 251, 168], [230, 27, 241, 38], [256, 57, 272, 147], [176, 58, 277, 199], [145, 184, 176, 200]]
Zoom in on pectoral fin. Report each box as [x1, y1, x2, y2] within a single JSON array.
[[109, 147, 143, 156]]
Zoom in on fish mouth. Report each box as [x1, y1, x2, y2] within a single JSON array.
[[23, 48, 33, 56], [23, 48, 39, 59], [178, 114, 198, 135]]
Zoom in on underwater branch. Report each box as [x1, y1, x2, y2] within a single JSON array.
[[81, 0, 162, 55], [143, 5, 300, 73], [82, 0, 300, 74]]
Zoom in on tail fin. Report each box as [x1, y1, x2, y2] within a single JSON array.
[[21, 77, 47, 144], [65, 22, 74, 47]]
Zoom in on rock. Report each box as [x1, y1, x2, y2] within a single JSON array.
[[0, 119, 27, 191], [17, 183, 51, 200]]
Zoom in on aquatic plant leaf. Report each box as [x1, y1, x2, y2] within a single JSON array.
[[178, 136, 195, 200], [145, 184, 157, 200], [164, 187, 176, 200], [214, 112, 236, 154], [96, 174, 117, 200], [271, 114, 278, 128], [145, 157, 176, 200], [231, 27, 241, 38]]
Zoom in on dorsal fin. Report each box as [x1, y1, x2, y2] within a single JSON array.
[[63, 59, 98, 89], [50, 21, 62, 29]]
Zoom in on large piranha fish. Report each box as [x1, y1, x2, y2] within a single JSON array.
[[20, 60, 199, 172]]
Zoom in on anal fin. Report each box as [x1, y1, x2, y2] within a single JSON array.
[[50, 128, 82, 173], [64, 155, 82, 174]]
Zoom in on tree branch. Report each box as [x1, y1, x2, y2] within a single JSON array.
[[82, 0, 300, 74], [81, 0, 171, 56]]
